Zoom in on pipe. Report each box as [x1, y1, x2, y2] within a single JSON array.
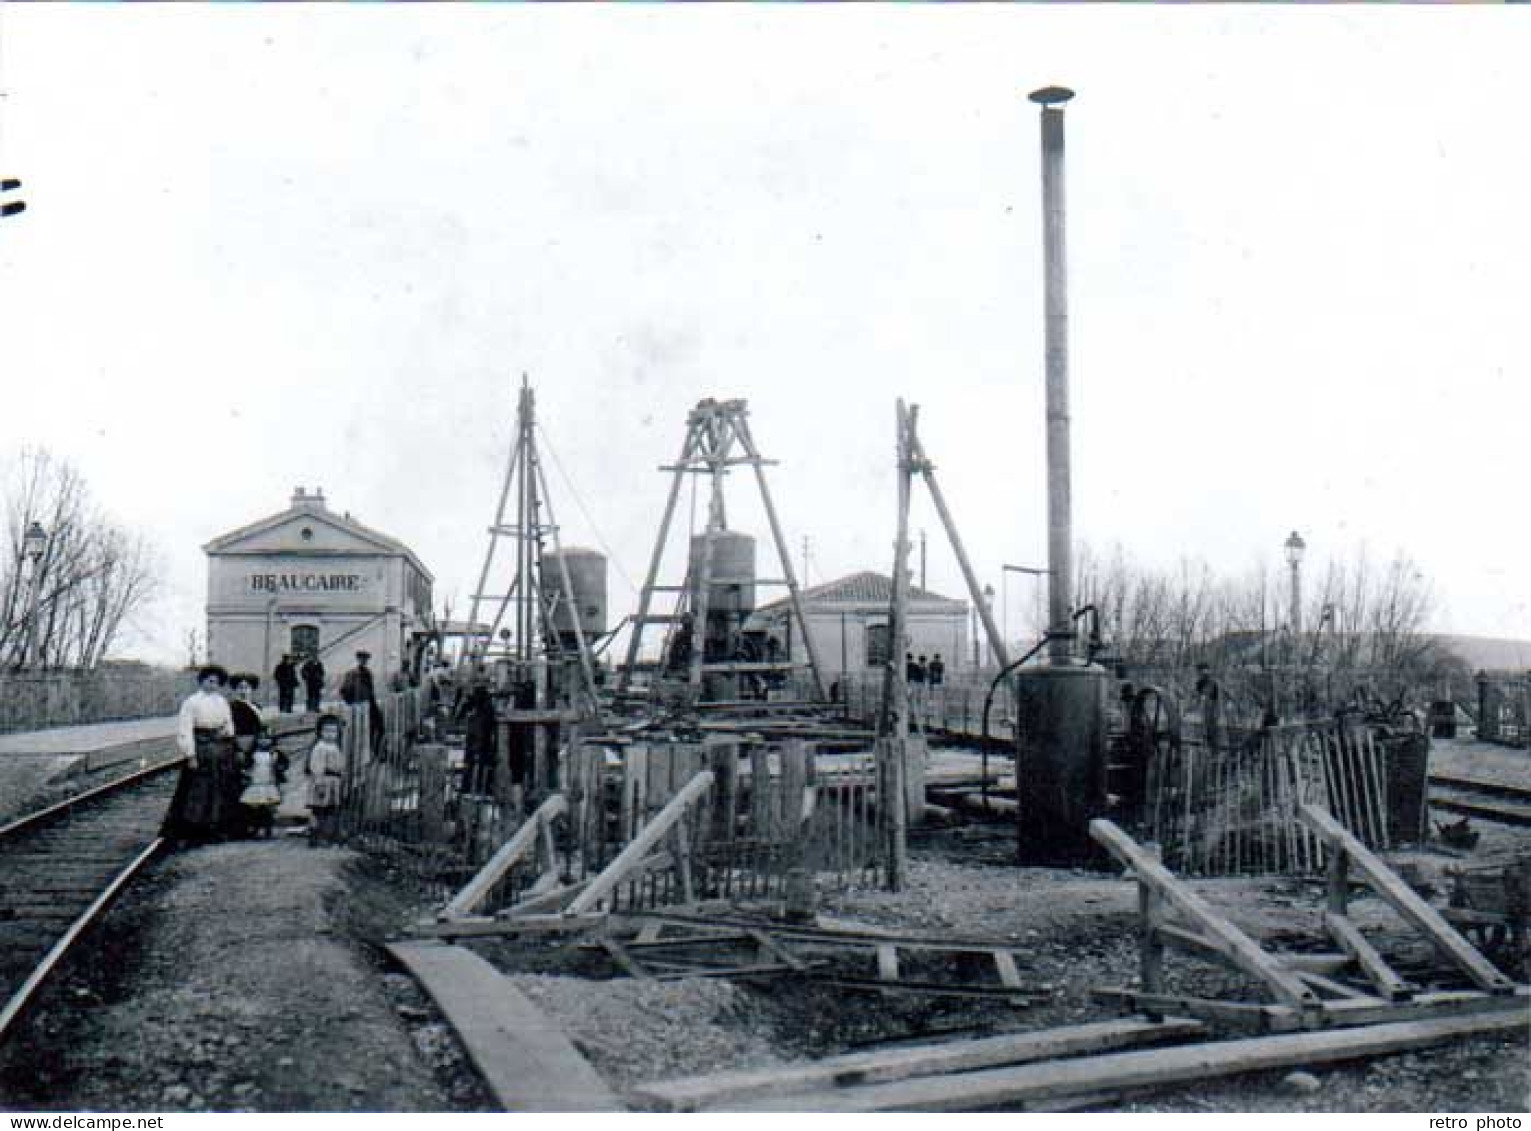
[[1030, 85, 1075, 664]]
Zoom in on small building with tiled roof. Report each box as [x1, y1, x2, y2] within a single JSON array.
[[203, 487, 434, 694], [745, 570, 971, 680]]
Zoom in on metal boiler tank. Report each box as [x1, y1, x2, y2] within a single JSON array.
[[544, 547, 607, 649], [1014, 663, 1112, 864], [688, 531, 756, 616], [688, 532, 756, 697]]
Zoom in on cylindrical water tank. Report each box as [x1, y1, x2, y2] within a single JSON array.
[[688, 532, 756, 614], [1013, 664, 1112, 866], [544, 547, 607, 638]]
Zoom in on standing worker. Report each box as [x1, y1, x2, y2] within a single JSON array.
[[340, 650, 386, 757], [300, 654, 326, 714], [273, 653, 299, 714]]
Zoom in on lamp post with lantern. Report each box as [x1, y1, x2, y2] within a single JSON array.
[[1284, 530, 1306, 637]]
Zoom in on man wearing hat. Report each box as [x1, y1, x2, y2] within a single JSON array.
[[340, 650, 386, 757]]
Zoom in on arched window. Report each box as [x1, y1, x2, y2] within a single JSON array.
[[865, 623, 891, 668], [290, 624, 320, 661]]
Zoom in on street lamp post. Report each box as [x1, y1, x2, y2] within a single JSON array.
[[1284, 531, 1306, 637], [21, 522, 48, 670]]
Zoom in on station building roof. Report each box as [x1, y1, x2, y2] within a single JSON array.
[[202, 487, 434, 583], [751, 570, 966, 621]]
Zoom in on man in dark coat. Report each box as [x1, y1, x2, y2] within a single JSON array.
[[340, 650, 386, 757], [300, 655, 326, 713], [273, 654, 299, 714]]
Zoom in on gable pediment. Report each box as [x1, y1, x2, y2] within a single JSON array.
[[204, 510, 398, 557]]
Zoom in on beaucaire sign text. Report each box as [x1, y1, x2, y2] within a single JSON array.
[[249, 572, 368, 593]]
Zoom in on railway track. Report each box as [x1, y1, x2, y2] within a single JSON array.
[[1428, 773, 1531, 828], [0, 715, 316, 1042], [0, 756, 181, 1040]]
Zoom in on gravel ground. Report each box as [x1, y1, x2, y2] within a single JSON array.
[[467, 822, 1529, 1112], [0, 838, 491, 1113], [0, 754, 85, 825]]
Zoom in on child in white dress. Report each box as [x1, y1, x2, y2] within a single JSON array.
[[306, 714, 346, 846], [239, 733, 286, 838]]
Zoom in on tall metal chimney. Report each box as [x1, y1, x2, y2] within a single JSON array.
[[1030, 84, 1075, 664]]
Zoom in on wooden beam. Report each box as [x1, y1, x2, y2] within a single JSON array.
[[1325, 912, 1415, 1002], [1294, 971, 1379, 1002], [1089, 820, 1319, 1010], [1094, 989, 1292, 1033], [567, 770, 714, 915], [1278, 953, 1355, 976], [441, 794, 569, 920], [417, 912, 607, 939], [718, 1008, 1531, 1112], [630, 1016, 1206, 1112], [1299, 803, 1516, 994], [387, 942, 622, 1112]]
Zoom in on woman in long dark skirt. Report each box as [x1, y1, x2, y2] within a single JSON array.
[[225, 673, 267, 838], [161, 664, 237, 845]]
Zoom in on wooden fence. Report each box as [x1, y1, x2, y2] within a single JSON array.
[[1142, 720, 1431, 877], [0, 669, 194, 733], [328, 695, 887, 913]]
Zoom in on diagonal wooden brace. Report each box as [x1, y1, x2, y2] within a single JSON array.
[[441, 793, 568, 920], [1299, 803, 1515, 995], [1090, 819, 1319, 1010], [567, 770, 714, 916]]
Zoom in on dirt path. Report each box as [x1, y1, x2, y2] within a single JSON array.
[[0, 839, 481, 1112]]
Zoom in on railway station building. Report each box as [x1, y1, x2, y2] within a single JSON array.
[[746, 570, 971, 681], [203, 488, 434, 693]]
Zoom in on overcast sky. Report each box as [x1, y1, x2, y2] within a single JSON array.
[[0, 6, 1525, 667]]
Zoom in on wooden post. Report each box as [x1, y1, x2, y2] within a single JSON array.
[[706, 739, 739, 844], [618, 422, 697, 694], [1139, 883, 1165, 1001], [882, 402, 915, 891], [418, 743, 448, 843]]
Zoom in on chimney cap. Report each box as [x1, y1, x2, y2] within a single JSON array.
[[1028, 86, 1075, 106], [291, 486, 327, 510]]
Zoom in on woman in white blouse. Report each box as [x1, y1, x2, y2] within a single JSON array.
[[161, 664, 237, 844]]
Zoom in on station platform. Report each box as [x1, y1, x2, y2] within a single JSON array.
[[0, 715, 178, 757]]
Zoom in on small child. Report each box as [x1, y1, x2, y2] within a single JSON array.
[[239, 732, 286, 838], [305, 713, 346, 847]]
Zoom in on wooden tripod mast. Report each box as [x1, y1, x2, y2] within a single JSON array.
[[465, 377, 599, 710], [617, 398, 826, 702]]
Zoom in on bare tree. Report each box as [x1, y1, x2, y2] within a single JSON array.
[[1, 448, 163, 671]]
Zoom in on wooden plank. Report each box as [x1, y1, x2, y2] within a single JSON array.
[[631, 1016, 1206, 1112], [1325, 911, 1415, 1001], [567, 770, 714, 916], [723, 1008, 1531, 1112], [1277, 952, 1354, 976], [1089, 819, 1318, 1009], [1093, 990, 1293, 1033], [992, 950, 1023, 990], [441, 794, 569, 920], [1299, 803, 1516, 994], [416, 913, 609, 939], [387, 941, 621, 1112]]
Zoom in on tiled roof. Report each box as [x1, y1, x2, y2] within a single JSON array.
[[753, 570, 965, 618]]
